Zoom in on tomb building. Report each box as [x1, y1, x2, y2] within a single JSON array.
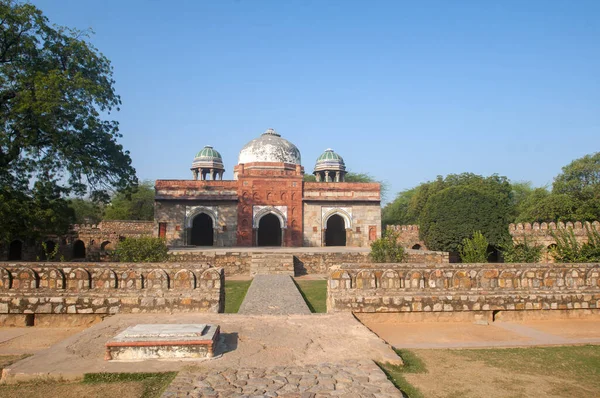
[[154, 128, 381, 247]]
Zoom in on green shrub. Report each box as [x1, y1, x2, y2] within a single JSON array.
[[550, 226, 600, 262], [370, 230, 406, 263], [458, 231, 489, 263], [113, 237, 168, 262], [501, 237, 543, 263]]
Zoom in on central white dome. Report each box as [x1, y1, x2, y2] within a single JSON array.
[[238, 128, 301, 165]]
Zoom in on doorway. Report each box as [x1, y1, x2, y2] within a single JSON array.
[[325, 214, 346, 246], [190, 213, 214, 246], [257, 213, 282, 246]]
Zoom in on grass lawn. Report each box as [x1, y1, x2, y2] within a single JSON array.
[[224, 279, 252, 313], [379, 345, 600, 398], [294, 279, 327, 313], [0, 355, 176, 398]]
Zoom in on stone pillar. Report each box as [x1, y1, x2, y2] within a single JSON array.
[[192, 169, 199, 180], [325, 171, 330, 182], [316, 173, 321, 182], [335, 172, 340, 182], [209, 168, 214, 181]]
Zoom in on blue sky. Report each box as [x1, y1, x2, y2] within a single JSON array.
[[32, 0, 599, 202]]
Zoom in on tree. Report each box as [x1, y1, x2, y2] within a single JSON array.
[[552, 152, 600, 221], [458, 231, 490, 263], [0, 1, 136, 241], [68, 198, 104, 224], [515, 190, 579, 223], [419, 186, 511, 252], [382, 188, 417, 227], [104, 181, 154, 221]]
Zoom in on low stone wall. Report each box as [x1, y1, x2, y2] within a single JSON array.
[[327, 263, 600, 313], [168, 251, 252, 275], [0, 262, 224, 315]]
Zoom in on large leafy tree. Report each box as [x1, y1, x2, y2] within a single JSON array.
[[419, 186, 511, 252], [0, 0, 136, 241], [104, 180, 154, 221]]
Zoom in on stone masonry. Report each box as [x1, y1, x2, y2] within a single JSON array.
[[327, 262, 600, 313], [0, 262, 224, 315]]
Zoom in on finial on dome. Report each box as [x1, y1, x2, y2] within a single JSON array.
[[263, 128, 281, 137]]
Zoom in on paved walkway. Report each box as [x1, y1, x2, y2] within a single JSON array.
[[162, 360, 401, 398], [238, 275, 311, 315]]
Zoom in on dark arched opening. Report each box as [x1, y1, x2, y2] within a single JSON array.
[[73, 240, 86, 259], [325, 214, 346, 246], [8, 240, 22, 261], [258, 214, 282, 246], [488, 245, 502, 263], [101, 241, 113, 251], [42, 240, 56, 260], [411, 244, 422, 250], [191, 213, 214, 246]]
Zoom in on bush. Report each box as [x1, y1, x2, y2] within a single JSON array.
[[458, 231, 490, 263], [370, 230, 406, 263], [550, 226, 600, 263], [501, 237, 543, 263], [113, 237, 168, 262]]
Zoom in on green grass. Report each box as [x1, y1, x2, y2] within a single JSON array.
[[457, 345, 600, 387], [377, 349, 427, 398], [294, 279, 327, 313], [224, 280, 252, 313], [83, 372, 177, 398]]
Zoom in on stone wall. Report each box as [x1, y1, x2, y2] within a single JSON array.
[[509, 221, 600, 247], [303, 202, 381, 247], [168, 251, 252, 275], [386, 225, 427, 250], [0, 262, 224, 315], [327, 263, 600, 313], [154, 200, 238, 246]]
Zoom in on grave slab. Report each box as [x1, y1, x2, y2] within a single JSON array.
[[105, 323, 219, 361]]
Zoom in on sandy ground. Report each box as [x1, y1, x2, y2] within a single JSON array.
[[358, 315, 600, 349], [1, 312, 400, 382], [0, 327, 87, 355]]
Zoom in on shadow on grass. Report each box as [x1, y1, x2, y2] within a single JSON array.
[[377, 348, 427, 398]]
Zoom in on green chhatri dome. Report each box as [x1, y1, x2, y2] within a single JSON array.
[[316, 148, 344, 164], [195, 145, 222, 160]]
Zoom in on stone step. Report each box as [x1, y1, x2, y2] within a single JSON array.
[[250, 253, 294, 276]]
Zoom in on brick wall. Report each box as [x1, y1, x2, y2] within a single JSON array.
[[327, 263, 600, 313], [0, 262, 224, 314]]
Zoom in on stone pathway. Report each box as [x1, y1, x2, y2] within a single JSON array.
[[161, 360, 402, 397], [238, 275, 311, 315]]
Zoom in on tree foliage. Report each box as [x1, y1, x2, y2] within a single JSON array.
[[500, 236, 543, 263], [0, 0, 136, 241], [458, 231, 490, 263], [68, 197, 104, 224], [104, 180, 155, 221], [549, 226, 600, 263], [419, 185, 511, 252], [113, 237, 168, 262]]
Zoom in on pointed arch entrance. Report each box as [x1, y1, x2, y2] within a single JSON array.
[[73, 240, 86, 259], [325, 214, 347, 246], [8, 240, 22, 260], [191, 213, 214, 246], [257, 213, 282, 246]]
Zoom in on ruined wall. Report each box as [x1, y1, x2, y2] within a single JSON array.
[[0, 262, 224, 314], [386, 225, 427, 250], [328, 263, 600, 313], [168, 250, 252, 275], [509, 221, 600, 246]]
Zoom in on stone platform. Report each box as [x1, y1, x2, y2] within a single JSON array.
[[105, 324, 220, 361]]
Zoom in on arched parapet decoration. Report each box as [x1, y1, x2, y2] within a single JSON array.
[[355, 270, 376, 289], [452, 270, 476, 290], [39, 268, 65, 289], [199, 268, 222, 289], [0, 267, 12, 289], [173, 269, 196, 289], [67, 268, 91, 290], [329, 269, 352, 289], [543, 269, 565, 288], [564, 268, 585, 288], [405, 270, 424, 289], [145, 269, 170, 289], [186, 206, 218, 229], [11, 267, 39, 290], [521, 269, 544, 289], [119, 269, 143, 290], [477, 269, 500, 289], [93, 268, 118, 289], [586, 268, 600, 288], [380, 269, 401, 289], [322, 208, 352, 230], [253, 206, 287, 229], [499, 270, 520, 289], [428, 269, 451, 289]]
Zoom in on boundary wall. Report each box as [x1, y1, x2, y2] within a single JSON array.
[[328, 263, 600, 313], [0, 262, 224, 315]]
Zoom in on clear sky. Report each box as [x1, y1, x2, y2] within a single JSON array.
[[31, 0, 599, 202]]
